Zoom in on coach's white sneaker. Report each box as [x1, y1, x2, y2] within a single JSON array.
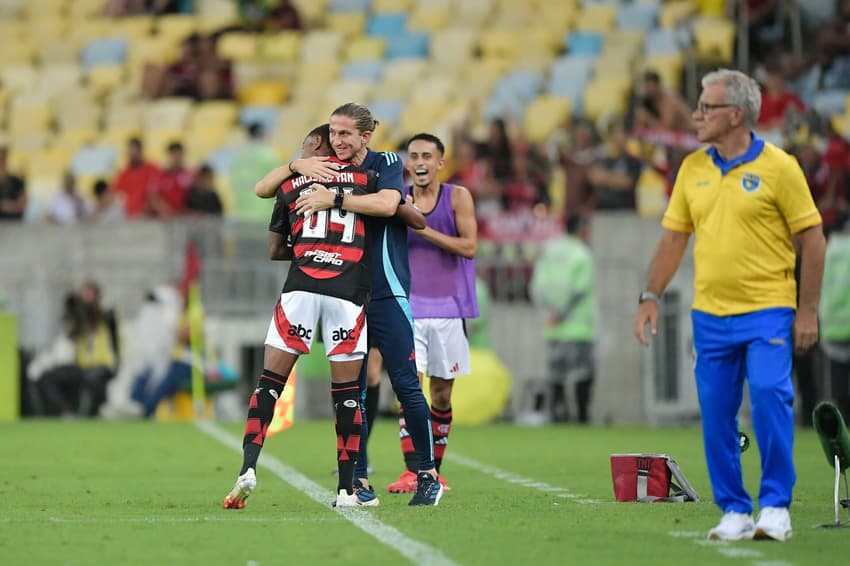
[[754, 507, 792, 541], [223, 468, 256, 509], [707, 511, 755, 541]]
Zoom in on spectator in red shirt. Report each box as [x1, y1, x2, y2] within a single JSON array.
[[758, 62, 805, 130], [113, 138, 159, 218], [151, 142, 194, 218]]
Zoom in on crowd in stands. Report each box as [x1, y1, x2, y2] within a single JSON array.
[[0, 0, 847, 241]]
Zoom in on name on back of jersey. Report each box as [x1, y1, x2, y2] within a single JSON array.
[[291, 172, 357, 189]]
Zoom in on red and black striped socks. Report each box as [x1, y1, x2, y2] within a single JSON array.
[[240, 369, 288, 475], [332, 380, 362, 494]]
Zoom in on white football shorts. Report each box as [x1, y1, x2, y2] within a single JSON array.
[[413, 317, 470, 379], [265, 291, 366, 362]]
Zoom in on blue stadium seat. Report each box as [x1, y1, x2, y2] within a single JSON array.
[[568, 32, 604, 56], [484, 69, 543, 121], [341, 60, 385, 82], [369, 98, 405, 126], [616, 2, 659, 30], [239, 106, 280, 134], [366, 12, 408, 38], [644, 28, 683, 54], [81, 38, 128, 69], [329, 0, 372, 11], [70, 145, 117, 177], [386, 32, 429, 59], [205, 146, 237, 176], [547, 56, 595, 108]]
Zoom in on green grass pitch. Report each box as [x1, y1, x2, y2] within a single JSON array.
[[1, 419, 847, 565]]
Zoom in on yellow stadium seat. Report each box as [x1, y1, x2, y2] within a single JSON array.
[[39, 64, 83, 99], [185, 126, 231, 166], [1, 65, 38, 94], [291, 0, 329, 28], [693, 17, 735, 65], [142, 129, 185, 163], [660, 1, 697, 28], [537, 1, 578, 29], [144, 97, 193, 131], [68, 0, 105, 19], [129, 36, 178, 68], [300, 30, 343, 61], [113, 15, 155, 41], [373, 0, 412, 12], [0, 41, 35, 69], [156, 14, 198, 42], [217, 32, 259, 61], [8, 94, 53, 136], [106, 102, 146, 131], [381, 59, 429, 92], [325, 12, 366, 38], [87, 65, 125, 97], [56, 128, 100, 152], [65, 18, 112, 48], [11, 130, 51, 154], [291, 60, 340, 92], [27, 147, 72, 179], [409, 7, 450, 32], [575, 4, 616, 32], [26, 19, 68, 46], [523, 96, 571, 144], [641, 53, 685, 93], [582, 77, 630, 122], [190, 101, 239, 129], [400, 101, 446, 139], [56, 100, 100, 131], [455, 0, 494, 27], [344, 36, 385, 61], [276, 103, 315, 132], [605, 29, 645, 53], [479, 27, 523, 60], [430, 27, 476, 67], [197, 13, 238, 34], [6, 147, 29, 173], [323, 80, 373, 108], [101, 126, 142, 152], [37, 39, 81, 66], [408, 75, 455, 103], [0, 20, 24, 44], [261, 32, 301, 62], [238, 80, 289, 105], [22, 0, 68, 19], [523, 25, 564, 57]]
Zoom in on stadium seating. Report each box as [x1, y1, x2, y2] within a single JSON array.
[[692, 16, 735, 65], [386, 32, 429, 59], [343, 36, 386, 61], [365, 12, 407, 38]]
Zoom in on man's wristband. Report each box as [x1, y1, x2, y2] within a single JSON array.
[[334, 192, 345, 209], [288, 161, 296, 175], [638, 291, 660, 304]]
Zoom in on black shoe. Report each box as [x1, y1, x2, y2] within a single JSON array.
[[408, 472, 443, 506]]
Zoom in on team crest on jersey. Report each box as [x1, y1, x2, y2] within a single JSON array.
[[741, 173, 761, 193]]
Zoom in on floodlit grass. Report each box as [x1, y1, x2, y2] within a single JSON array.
[[0, 419, 845, 565]]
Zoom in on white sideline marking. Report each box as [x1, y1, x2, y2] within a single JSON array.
[[0, 517, 330, 524], [197, 420, 459, 566], [445, 453, 601, 504], [680, 525, 793, 565]]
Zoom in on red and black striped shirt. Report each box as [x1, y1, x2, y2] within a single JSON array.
[[269, 158, 377, 305]]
